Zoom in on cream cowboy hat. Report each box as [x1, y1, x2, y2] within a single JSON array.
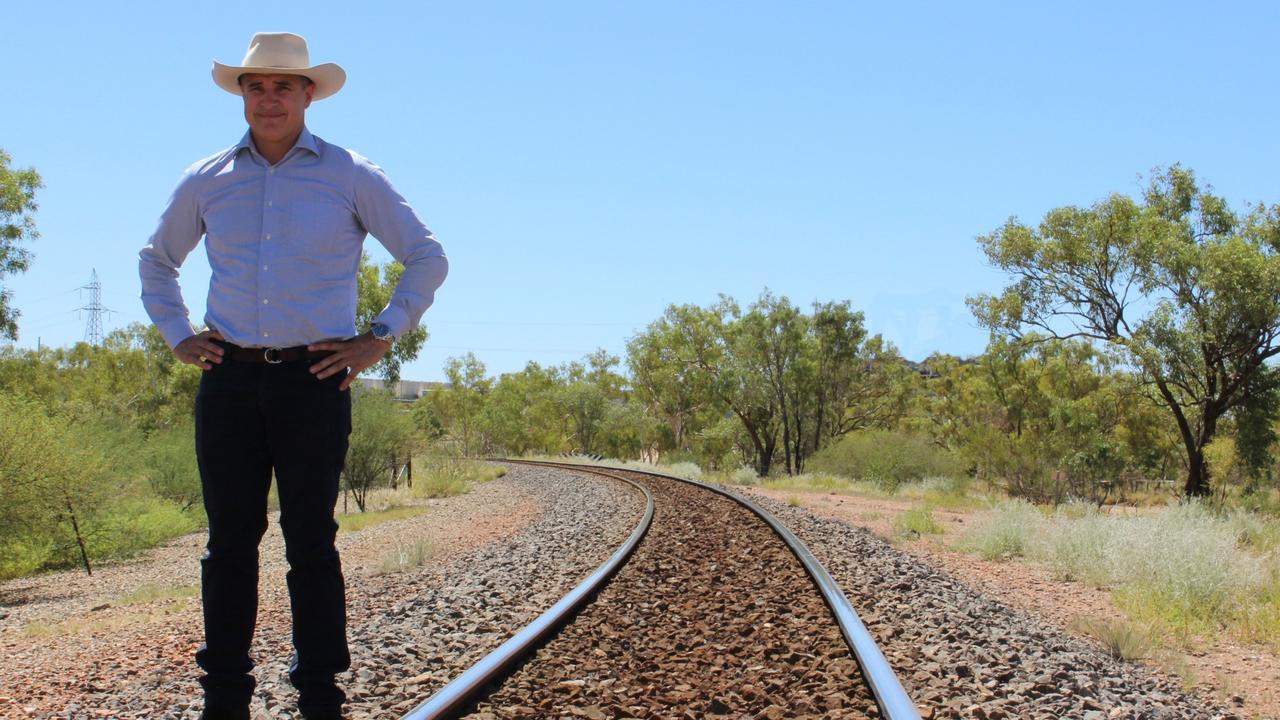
[[212, 32, 346, 100]]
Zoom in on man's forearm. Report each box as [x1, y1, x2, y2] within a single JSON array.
[[374, 254, 448, 338]]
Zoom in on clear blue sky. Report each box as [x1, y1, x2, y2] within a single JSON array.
[[3, 1, 1278, 382]]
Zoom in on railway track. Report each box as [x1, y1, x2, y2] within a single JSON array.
[[405, 460, 918, 720]]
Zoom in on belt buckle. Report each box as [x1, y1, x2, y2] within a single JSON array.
[[263, 347, 284, 364]]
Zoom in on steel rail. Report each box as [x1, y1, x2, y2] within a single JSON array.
[[401, 458, 920, 720], [400, 465, 654, 720], [565, 461, 922, 720]]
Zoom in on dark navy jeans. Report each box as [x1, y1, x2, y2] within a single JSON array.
[[193, 354, 351, 717]]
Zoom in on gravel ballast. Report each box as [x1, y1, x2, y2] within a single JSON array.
[[734, 486, 1242, 720], [1, 465, 643, 719], [466, 467, 879, 719]]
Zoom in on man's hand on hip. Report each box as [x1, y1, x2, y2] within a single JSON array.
[[174, 330, 226, 370], [307, 333, 392, 391]]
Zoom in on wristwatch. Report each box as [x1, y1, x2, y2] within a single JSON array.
[[370, 322, 395, 346]]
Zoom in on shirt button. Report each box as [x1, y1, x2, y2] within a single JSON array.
[[267, 200, 273, 207], [263, 332, 270, 338], [263, 264, 269, 271], [265, 233, 272, 240], [263, 299, 269, 305], [268, 168, 275, 174]]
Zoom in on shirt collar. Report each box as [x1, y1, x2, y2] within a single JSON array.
[[234, 127, 321, 162]]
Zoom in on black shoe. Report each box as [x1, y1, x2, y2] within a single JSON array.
[[198, 706, 250, 720]]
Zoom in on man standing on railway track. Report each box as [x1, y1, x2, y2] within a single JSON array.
[[138, 32, 448, 720]]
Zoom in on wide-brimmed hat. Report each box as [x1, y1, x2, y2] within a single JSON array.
[[212, 32, 346, 100]]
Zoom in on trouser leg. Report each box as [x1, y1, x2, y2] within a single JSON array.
[[264, 364, 352, 717], [193, 363, 272, 709]]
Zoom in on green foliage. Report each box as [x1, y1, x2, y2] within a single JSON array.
[[143, 419, 202, 511], [411, 450, 500, 498], [808, 429, 963, 491], [958, 499, 1043, 560], [475, 361, 564, 456], [337, 505, 428, 533], [356, 253, 429, 385], [628, 291, 911, 476], [894, 508, 943, 538], [971, 165, 1280, 497], [0, 148, 42, 340], [424, 352, 492, 456], [968, 498, 1280, 647], [90, 497, 199, 562], [0, 393, 200, 579], [1070, 617, 1153, 660], [761, 472, 863, 494], [910, 337, 1181, 504], [344, 388, 419, 511]]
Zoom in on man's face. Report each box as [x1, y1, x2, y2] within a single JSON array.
[[239, 73, 314, 147]]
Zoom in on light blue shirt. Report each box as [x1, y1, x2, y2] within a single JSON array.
[[139, 128, 448, 349]]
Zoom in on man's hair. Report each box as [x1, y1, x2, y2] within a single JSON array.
[[236, 74, 314, 88]]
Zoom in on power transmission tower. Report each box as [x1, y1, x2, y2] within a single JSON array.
[[78, 269, 114, 345]]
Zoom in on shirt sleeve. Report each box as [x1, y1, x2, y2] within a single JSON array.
[[138, 167, 204, 350], [351, 159, 449, 338]]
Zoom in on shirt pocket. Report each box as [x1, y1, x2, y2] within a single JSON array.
[[202, 200, 261, 250], [289, 200, 356, 259]]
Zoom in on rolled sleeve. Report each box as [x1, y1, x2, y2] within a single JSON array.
[[352, 159, 449, 338], [139, 169, 204, 349]]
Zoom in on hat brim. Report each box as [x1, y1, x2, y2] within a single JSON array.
[[212, 61, 346, 100]]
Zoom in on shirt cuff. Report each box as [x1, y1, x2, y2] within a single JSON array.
[[374, 306, 411, 340], [158, 319, 197, 351]]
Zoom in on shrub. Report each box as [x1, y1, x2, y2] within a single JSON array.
[[412, 449, 500, 499], [809, 430, 964, 491], [1070, 617, 1152, 660], [662, 462, 704, 481], [1000, 498, 1280, 646], [338, 506, 428, 533], [762, 472, 853, 493], [730, 467, 760, 485], [1105, 502, 1266, 636], [1039, 507, 1111, 585], [894, 508, 943, 538], [958, 499, 1043, 560], [92, 497, 200, 562], [143, 420, 202, 512], [376, 540, 435, 575]]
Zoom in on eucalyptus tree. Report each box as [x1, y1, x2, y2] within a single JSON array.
[[427, 353, 493, 457], [356, 253, 430, 385], [478, 361, 564, 455], [971, 166, 1280, 496], [0, 149, 42, 340]]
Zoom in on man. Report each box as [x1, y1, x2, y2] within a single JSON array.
[[139, 32, 448, 720]]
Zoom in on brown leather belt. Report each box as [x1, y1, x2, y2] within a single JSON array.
[[219, 343, 333, 364]]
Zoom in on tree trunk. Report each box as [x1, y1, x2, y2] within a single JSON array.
[[65, 496, 92, 576], [1185, 448, 1209, 497]]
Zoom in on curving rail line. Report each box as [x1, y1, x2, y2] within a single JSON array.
[[401, 459, 920, 720]]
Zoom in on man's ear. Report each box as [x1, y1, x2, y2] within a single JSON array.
[[304, 81, 316, 108]]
